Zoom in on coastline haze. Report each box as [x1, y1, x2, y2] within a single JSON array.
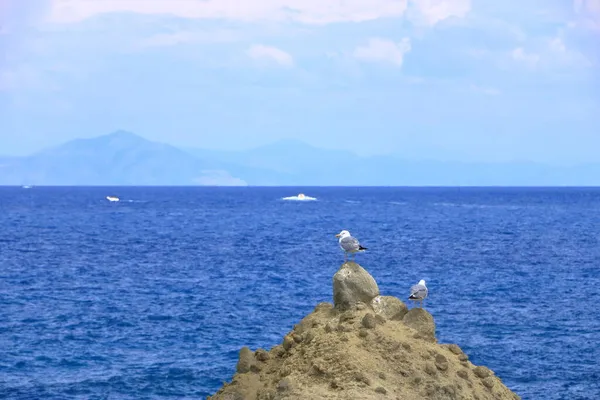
[[3, 130, 600, 186], [1, 1, 599, 167]]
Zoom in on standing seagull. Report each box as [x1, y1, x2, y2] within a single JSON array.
[[335, 230, 367, 261], [409, 279, 428, 308]]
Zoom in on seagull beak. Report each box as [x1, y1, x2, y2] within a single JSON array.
[[335, 233, 341, 237]]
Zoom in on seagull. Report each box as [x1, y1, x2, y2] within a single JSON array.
[[409, 279, 428, 308], [335, 230, 367, 261]]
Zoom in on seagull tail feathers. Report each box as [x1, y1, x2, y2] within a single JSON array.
[[358, 245, 367, 251]]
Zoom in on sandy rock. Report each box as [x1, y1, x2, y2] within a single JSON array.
[[236, 347, 255, 373], [402, 308, 436, 341], [209, 262, 520, 400], [325, 321, 336, 333], [446, 344, 464, 355], [371, 295, 408, 320], [272, 345, 285, 358], [295, 302, 333, 334], [303, 330, 316, 344], [362, 313, 378, 329], [255, 349, 270, 362], [425, 363, 437, 376], [282, 335, 295, 351], [435, 354, 449, 371], [457, 370, 470, 380], [354, 371, 371, 385], [220, 393, 245, 400], [474, 366, 493, 379], [277, 377, 292, 392], [333, 262, 379, 311]]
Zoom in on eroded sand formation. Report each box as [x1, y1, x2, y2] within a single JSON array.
[[209, 262, 520, 400]]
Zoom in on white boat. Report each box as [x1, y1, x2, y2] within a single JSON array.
[[106, 196, 120, 202], [22, 185, 32, 189], [282, 193, 317, 201]]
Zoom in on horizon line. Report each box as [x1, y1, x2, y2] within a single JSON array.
[[4, 185, 600, 189]]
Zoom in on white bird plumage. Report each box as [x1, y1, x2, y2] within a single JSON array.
[[335, 230, 367, 261], [409, 279, 428, 308]]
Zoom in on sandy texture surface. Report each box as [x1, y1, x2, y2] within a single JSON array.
[[209, 262, 520, 400]]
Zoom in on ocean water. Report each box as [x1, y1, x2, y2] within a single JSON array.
[[1, 187, 599, 400]]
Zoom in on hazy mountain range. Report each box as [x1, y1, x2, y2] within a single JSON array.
[[1, 131, 599, 186]]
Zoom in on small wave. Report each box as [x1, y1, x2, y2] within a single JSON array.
[[147, 315, 173, 321], [344, 200, 360, 204], [433, 202, 521, 210], [59, 358, 88, 368], [389, 201, 407, 205]]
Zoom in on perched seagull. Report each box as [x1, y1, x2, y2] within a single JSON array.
[[335, 230, 367, 261], [409, 279, 428, 308]]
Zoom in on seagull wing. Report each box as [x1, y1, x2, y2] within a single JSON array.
[[409, 284, 428, 300], [340, 236, 361, 252]]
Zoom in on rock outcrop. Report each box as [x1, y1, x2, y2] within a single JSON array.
[[208, 262, 520, 400], [332, 262, 379, 311]]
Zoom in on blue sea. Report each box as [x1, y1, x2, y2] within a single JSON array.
[[1, 187, 599, 399]]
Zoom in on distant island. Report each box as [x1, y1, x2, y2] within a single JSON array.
[[1, 130, 599, 186]]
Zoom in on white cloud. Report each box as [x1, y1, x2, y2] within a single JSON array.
[[510, 36, 591, 70], [46, 0, 473, 26], [353, 38, 411, 67], [573, 0, 600, 29], [547, 36, 591, 67], [511, 47, 540, 68], [408, 0, 471, 26], [247, 45, 294, 67], [139, 30, 241, 48], [140, 32, 204, 47], [47, 0, 410, 25], [548, 37, 567, 53]]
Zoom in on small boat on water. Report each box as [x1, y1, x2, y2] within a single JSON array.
[[22, 185, 32, 189], [282, 193, 317, 201], [106, 196, 120, 202]]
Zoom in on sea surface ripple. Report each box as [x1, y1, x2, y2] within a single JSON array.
[[1, 187, 599, 399]]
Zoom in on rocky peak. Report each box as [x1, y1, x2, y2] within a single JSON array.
[[208, 262, 520, 400]]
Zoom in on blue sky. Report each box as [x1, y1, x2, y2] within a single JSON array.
[[1, 0, 598, 163]]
